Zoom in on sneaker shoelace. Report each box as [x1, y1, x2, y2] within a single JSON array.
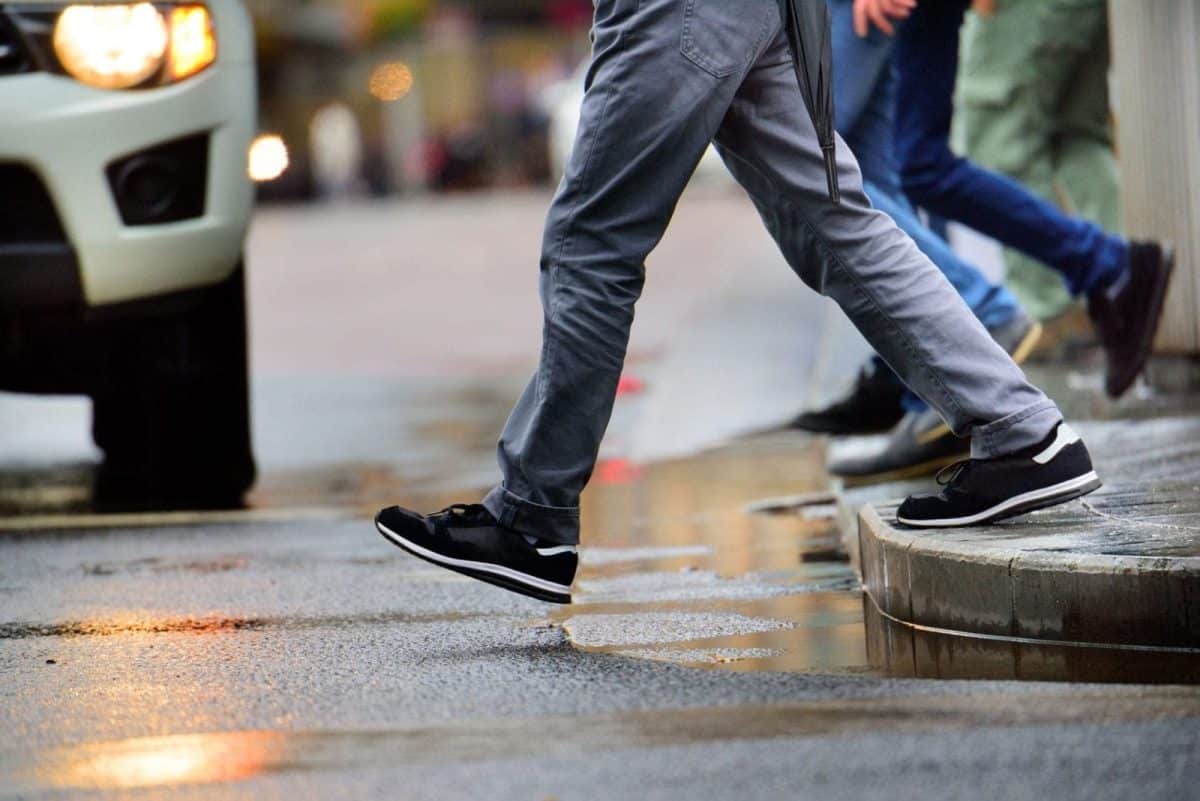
[[935, 459, 974, 490], [429, 504, 492, 526]]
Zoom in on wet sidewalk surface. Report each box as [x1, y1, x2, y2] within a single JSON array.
[[843, 415, 1200, 558], [839, 415, 1200, 682]]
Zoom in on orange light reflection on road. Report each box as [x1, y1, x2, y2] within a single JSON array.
[[47, 731, 282, 790]]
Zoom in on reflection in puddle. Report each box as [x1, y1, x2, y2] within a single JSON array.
[[564, 593, 869, 673], [34, 731, 284, 790], [618, 646, 784, 664], [563, 611, 795, 647], [557, 436, 873, 674], [580, 545, 713, 566]]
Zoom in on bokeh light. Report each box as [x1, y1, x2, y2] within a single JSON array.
[[368, 61, 414, 102], [248, 134, 289, 182]]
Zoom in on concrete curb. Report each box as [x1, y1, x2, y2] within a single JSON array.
[[857, 502, 1200, 649]]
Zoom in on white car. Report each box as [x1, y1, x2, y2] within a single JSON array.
[[0, 1, 258, 509]]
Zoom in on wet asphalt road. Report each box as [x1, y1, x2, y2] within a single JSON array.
[[3, 191, 1199, 798], [3, 510, 1199, 800]]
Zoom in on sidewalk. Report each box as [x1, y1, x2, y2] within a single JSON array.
[[836, 414, 1200, 682]]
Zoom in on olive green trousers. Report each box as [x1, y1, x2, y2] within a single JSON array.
[[953, 0, 1121, 321]]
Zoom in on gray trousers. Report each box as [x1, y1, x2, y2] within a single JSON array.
[[483, 0, 1061, 544]]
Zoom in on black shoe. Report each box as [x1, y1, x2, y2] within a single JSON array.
[[1089, 241, 1175, 399], [896, 422, 1101, 528], [828, 408, 969, 486], [789, 364, 906, 435], [375, 504, 577, 604]]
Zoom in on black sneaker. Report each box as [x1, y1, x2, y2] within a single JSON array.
[[828, 408, 969, 486], [789, 363, 906, 435], [375, 504, 577, 604], [1089, 241, 1175, 398], [896, 422, 1101, 528]]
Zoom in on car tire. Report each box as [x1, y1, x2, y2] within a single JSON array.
[[91, 264, 256, 511]]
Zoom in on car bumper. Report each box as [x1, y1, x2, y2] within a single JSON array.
[[0, 62, 255, 309]]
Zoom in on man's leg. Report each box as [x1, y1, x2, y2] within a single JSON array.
[[823, 179, 1043, 487], [892, 0, 1125, 297], [797, 179, 1027, 439], [787, 0, 912, 437], [382, 0, 775, 536], [716, 25, 1098, 526], [794, 0, 1029, 441], [376, 0, 783, 602], [481, 0, 780, 546], [716, 27, 1059, 461]]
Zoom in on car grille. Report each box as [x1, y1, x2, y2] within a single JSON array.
[[0, 11, 31, 76], [0, 164, 68, 245]]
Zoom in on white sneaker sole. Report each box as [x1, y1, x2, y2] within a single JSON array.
[[376, 520, 573, 603], [897, 470, 1102, 529]]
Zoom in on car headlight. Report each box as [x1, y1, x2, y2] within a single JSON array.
[[52, 3, 215, 90]]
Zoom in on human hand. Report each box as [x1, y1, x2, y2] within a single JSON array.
[[852, 0, 918, 37], [972, 0, 997, 17]]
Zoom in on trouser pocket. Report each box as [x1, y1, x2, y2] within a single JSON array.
[[680, 0, 774, 78]]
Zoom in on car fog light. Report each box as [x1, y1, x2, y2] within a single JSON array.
[[53, 3, 168, 89]]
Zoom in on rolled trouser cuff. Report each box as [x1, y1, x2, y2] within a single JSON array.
[[970, 399, 1062, 459], [482, 485, 581, 545]]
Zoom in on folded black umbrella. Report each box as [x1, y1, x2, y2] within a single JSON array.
[[778, 0, 840, 203]]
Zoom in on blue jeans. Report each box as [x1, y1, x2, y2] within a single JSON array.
[[893, 0, 1127, 296], [829, 0, 1021, 412]]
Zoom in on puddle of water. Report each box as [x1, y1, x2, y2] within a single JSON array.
[[618, 646, 785, 664], [563, 611, 795, 647], [564, 592, 868, 674], [555, 436, 872, 675], [580, 545, 713, 566]]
